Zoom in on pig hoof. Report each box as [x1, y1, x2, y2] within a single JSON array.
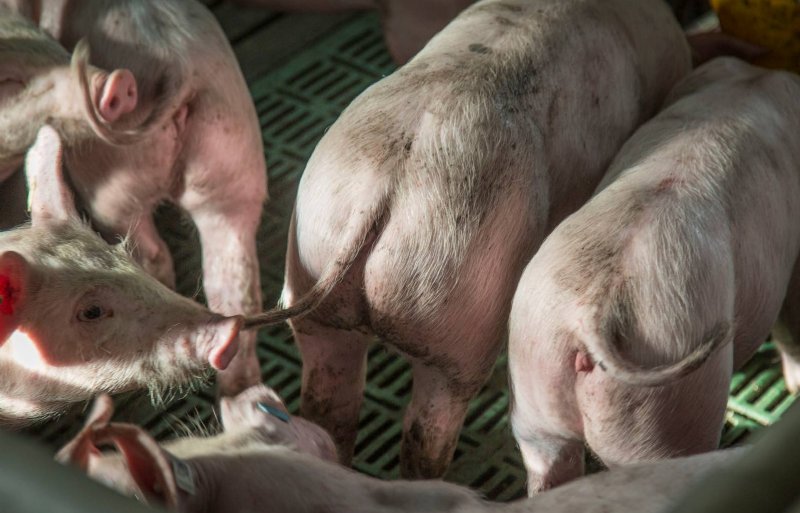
[[780, 353, 800, 394]]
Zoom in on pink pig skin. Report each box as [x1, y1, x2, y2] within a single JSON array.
[[1, 0, 268, 397], [0, 126, 244, 425], [509, 58, 800, 493], [250, 0, 693, 478]]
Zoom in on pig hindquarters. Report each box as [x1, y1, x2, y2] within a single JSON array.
[[58, 393, 745, 513], [0, 126, 242, 426], [509, 57, 800, 493], [264, 0, 691, 478], [8, 0, 268, 397], [0, 12, 141, 182]]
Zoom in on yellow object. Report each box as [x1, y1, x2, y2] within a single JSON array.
[[710, 0, 800, 72]]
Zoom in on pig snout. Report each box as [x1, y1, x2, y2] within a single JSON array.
[[189, 315, 243, 371], [97, 69, 137, 123]]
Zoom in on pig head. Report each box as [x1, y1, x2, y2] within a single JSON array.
[[0, 126, 242, 425]]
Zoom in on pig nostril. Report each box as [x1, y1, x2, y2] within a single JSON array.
[[109, 97, 119, 110]]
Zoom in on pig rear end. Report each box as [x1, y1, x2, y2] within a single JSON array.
[[281, 0, 691, 478], [509, 58, 800, 494]]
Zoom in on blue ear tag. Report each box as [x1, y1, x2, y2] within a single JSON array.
[[257, 402, 291, 423], [167, 453, 196, 496]]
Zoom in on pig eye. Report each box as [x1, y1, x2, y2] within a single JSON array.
[[77, 304, 112, 322]]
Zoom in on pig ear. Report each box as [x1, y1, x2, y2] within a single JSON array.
[[25, 125, 80, 226], [99, 424, 180, 510], [0, 251, 29, 343], [55, 394, 115, 470]]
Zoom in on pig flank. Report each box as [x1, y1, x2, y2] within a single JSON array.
[[271, 0, 690, 477], [509, 58, 800, 492]]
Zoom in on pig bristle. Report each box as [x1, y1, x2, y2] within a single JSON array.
[[146, 372, 211, 410]]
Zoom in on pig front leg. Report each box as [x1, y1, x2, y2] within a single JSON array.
[[291, 317, 370, 465], [189, 203, 263, 397]]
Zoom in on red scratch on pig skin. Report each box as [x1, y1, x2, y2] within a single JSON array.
[[575, 351, 594, 373], [0, 275, 16, 316]]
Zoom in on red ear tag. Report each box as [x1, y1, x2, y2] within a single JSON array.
[[0, 275, 16, 316]]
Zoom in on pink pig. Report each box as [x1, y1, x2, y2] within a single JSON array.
[[3, 0, 268, 397], [508, 57, 800, 493], [0, 126, 247, 425], [244, 0, 692, 478], [57, 391, 746, 513], [0, 11, 141, 184]]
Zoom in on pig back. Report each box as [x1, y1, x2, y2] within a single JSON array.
[[294, 0, 691, 322]]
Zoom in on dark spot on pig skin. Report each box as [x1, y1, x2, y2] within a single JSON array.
[[468, 43, 492, 55], [493, 2, 523, 13], [495, 16, 516, 26]]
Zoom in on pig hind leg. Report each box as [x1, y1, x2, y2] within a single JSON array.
[[291, 317, 370, 466], [513, 429, 585, 495], [774, 257, 800, 392], [400, 362, 488, 479], [582, 347, 732, 473]]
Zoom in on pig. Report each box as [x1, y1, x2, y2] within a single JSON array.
[[57, 393, 748, 513], [0, 12, 143, 184], [57, 391, 482, 513], [0, 125, 250, 426], [240, 0, 693, 479], [3, 0, 269, 397], [507, 57, 800, 493]]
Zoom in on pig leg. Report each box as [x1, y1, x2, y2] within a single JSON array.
[[188, 203, 263, 397], [400, 362, 484, 479], [581, 349, 732, 475], [774, 257, 800, 392], [514, 430, 585, 495], [291, 318, 370, 466]]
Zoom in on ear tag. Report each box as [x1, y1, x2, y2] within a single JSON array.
[[167, 453, 196, 496], [0, 275, 16, 315], [257, 402, 291, 423]]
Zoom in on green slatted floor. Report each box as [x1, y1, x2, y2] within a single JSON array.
[[22, 9, 797, 502]]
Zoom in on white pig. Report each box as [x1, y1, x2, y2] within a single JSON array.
[[3, 0, 268, 397], [508, 57, 800, 493], [56, 391, 483, 513], [57, 392, 747, 513], [0, 12, 140, 183], [248, 0, 691, 478], [0, 125, 244, 426]]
